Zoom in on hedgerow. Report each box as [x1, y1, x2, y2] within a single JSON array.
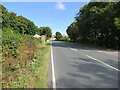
[[2, 30, 42, 88], [1, 4, 50, 88]]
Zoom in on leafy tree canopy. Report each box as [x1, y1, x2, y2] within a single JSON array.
[[55, 31, 63, 40]]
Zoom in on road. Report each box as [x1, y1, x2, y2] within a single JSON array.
[[51, 41, 119, 88]]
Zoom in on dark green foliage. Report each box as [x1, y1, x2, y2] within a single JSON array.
[[1, 4, 52, 88], [66, 21, 79, 42], [55, 31, 63, 41], [67, 2, 120, 49], [1, 4, 39, 35], [40, 27, 52, 39]]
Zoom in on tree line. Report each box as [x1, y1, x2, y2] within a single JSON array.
[[1, 4, 52, 38], [67, 2, 120, 49], [1, 4, 52, 88], [55, 31, 70, 41]]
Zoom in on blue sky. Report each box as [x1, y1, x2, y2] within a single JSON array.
[[2, 2, 88, 35]]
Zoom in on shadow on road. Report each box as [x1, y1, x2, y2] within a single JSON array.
[[52, 41, 118, 88], [56, 57, 118, 88], [52, 41, 96, 51], [52, 41, 119, 52]]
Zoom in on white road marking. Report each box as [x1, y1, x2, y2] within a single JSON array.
[[51, 42, 56, 88], [60, 42, 119, 72], [86, 55, 120, 71], [62, 44, 65, 46], [70, 48, 77, 52], [97, 50, 103, 52]]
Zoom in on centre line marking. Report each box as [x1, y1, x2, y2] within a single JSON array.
[[62, 44, 65, 46], [51, 42, 56, 89], [86, 55, 120, 71], [70, 48, 77, 52]]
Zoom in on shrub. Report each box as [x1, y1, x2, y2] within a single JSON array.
[[2, 30, 42, 88], [59, 36, 71, 41]]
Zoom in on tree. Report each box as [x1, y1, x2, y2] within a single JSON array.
[[66, 2, 120, 49], [40, 27, 52, 39], [55, 32, 63, 41], [1, 4, 39, 35], [66, 21, 79, 42], [60, 36, 71, 41]]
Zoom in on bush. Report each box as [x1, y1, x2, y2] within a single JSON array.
[[2, 30, 42, 88], [59, 36, 71, 41]]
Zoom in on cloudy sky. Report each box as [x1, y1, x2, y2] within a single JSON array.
[[2, 2, 88, 35]]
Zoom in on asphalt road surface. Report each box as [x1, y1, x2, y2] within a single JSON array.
[[51, 41, 119, 88]]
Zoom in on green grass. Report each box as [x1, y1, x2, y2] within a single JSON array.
[[26, 42, 51, 88], [0, 55, 1, 89]]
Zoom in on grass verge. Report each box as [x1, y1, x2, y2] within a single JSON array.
[[26, 42, 51, 88]]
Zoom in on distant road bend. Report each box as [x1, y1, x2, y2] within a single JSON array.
[[51, 41, 119, 88]]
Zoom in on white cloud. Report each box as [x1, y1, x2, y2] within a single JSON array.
[[56, 2, 66, 10]]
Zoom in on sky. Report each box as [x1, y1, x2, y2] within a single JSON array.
[[2, 2, 88, 35]]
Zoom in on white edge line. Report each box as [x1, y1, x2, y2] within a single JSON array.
[[86, 55, 120, 71], [51, 42, 56, 88]]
